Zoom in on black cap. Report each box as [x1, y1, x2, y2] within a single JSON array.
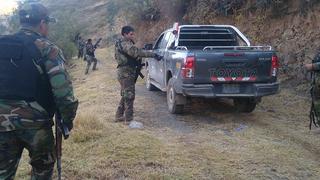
[[19, 3, 56, 25]]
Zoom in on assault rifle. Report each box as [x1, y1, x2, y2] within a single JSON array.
[[94, 38, 102, 49], [135, 58, 145, 82], [55, 111, 70, 180]]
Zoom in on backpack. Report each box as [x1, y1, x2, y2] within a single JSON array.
[[0, 32, 55, 117]]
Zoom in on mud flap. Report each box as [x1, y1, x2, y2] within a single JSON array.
[[176, 94, 187, 105]]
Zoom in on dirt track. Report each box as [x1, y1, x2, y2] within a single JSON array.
[[68, 48, 320, 179], [135, 82, 320, 179]]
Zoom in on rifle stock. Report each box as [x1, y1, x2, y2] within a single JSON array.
[[135, 59, 145, 82]]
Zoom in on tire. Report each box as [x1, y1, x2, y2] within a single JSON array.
[[167, 78, 185, 114], [234, 98, 257, 113], [145, 69, 157, 91]]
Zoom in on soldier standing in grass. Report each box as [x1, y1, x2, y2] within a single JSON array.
[[114, 26, 161, 123], [85, 38, 98, 74], [77, 36, 85, 59], [0, 3, 78, 179], [305, 52, 320, 127]]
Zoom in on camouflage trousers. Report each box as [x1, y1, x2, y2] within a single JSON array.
[[116, 77, 136, 121], [0, 128, 55, 180], [78, 48, 84, 59], [85, 55, 97, 74], [313, 74, 320, 126]]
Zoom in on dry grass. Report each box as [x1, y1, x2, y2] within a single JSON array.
[[15, 48, 215, 179], [15, 48, 320, 180]]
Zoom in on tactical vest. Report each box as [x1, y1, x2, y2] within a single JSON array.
[[85, 43, 95, 56], [115, 39, 139, 68], [0, 32, 55, 117]]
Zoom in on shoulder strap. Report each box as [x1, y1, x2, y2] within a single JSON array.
[[15, 31, 42, 63]]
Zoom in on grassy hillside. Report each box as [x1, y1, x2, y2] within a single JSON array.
[[39, 0, 320, 86]]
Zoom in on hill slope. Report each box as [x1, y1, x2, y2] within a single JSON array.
[[42, 0, 320, 86]]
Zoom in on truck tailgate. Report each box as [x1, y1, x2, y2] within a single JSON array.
[[193, 50, 275, 84]]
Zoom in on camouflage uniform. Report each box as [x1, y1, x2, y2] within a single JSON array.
[[311, 52, 320, 125], [85, 42, 97, 74], [114, 36, 155, 122], [77, 39, 85, 59], [0, 26, 78, 180]]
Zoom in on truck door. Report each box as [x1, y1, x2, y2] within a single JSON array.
[[153, 32, 171, 88], [149, 33, 164, 85]]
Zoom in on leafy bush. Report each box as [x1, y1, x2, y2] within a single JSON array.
[[48, 14, 77, 59], [0, 24, 6, 34], [213, 0, 245, 16], [106, 0, 159, 25]]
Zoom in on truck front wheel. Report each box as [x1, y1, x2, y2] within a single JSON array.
[[233, 98, 257, 113], [167, 78, 185, 114]]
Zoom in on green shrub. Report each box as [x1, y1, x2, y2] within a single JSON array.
[[0, 24, 6, 34], [48, 15, 77, 59], [106, 0, 159, 25]]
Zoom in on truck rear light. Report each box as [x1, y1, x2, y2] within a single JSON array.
[[271, 55, 279, 77], [182, 56, 195, 78]]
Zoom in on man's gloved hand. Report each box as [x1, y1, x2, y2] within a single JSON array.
[[154, 54, 163, 61]]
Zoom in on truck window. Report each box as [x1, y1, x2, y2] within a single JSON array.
[[159, 32, 172, 50], [178, 27, 238, 50], [167, 33, 175, 49], [154, 33, 164, 50]]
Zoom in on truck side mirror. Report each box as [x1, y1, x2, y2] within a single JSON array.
[[144, 44, 153, 50]]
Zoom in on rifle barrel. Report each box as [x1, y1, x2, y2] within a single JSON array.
[[57, 159, 62, 180], [55, 112, 63, 180]]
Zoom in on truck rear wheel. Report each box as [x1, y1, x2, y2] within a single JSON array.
[[146, 69, 157, 91], [234, 98, 257, 113], [167, 78, 185, 114]]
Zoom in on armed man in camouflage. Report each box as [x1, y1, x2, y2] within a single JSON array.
[[0, 3, 78, 180], [85, 39, 98, 74], [114, 26, 161, 123], [305, 52, 320, 127], [77, 36, 85, 59]]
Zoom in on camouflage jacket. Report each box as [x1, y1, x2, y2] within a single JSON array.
[[312, 53, 320, 71], [86, 42, 95, 56], [78, 40, 85, 49], [115, 36, 155, 79], [0, 28, 78, 132]]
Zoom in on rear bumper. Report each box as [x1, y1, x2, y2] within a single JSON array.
[[181, 82, 279, 98]]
